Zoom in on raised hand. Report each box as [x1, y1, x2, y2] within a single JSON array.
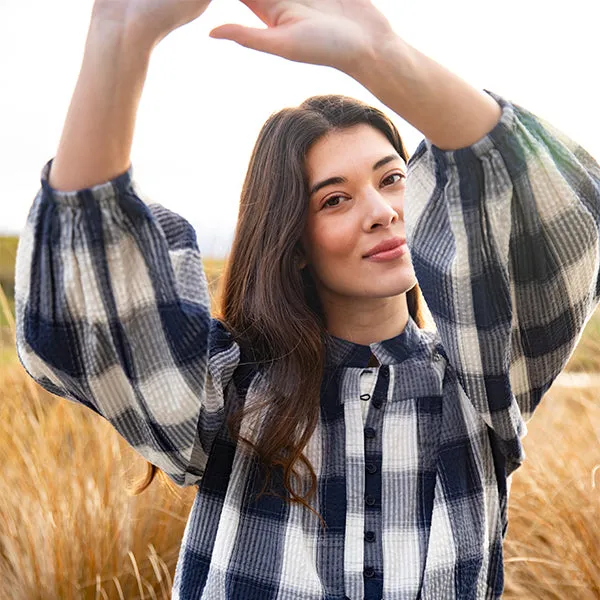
[[208, 0, 396, 77]]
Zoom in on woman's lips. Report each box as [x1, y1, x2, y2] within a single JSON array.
[[364, 242, 408, 262]]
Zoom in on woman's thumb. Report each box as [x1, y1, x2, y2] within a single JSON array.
[[209, 24, 274, 52]]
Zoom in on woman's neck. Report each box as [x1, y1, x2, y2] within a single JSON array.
[[323, 292, 410, 345]]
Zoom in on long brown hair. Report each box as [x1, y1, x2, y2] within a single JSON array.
[[129, 95, 428, 516]]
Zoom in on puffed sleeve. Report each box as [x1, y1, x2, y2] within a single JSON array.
[[14, 161, 240, 487], [404, 90, 600, 469]]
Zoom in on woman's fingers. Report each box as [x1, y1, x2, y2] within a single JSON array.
[[209, 24, 285, 56]]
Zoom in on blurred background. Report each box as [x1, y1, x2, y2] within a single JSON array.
[[1, 0, 599, 597]]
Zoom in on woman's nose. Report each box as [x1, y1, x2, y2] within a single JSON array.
[[365, 189, 401, 226]]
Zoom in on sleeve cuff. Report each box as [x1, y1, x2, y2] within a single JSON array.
[[40, 159, 135, 208], [422, 90, 518, 168]]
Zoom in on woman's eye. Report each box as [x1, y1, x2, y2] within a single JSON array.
[[322, 195, 346, 209], [382, 172, 405, 186], [321, 174, 404, 209]]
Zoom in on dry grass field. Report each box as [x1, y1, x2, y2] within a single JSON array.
[[0, 246, 599, 599]]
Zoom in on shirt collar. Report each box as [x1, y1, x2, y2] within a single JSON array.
[[323, 314, 425, 369]]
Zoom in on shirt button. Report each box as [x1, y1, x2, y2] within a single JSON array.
[[364, 427, 376, 439], [372, 400, 382, 409], [360, 393, 371, 401], [364, 566, 376, 578], [365, 530, 376, 543], [366, 462, 377, 474], [365, 494, 376, 506]]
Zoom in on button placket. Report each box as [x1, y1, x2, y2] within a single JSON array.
[[361, 364, 388, 598]]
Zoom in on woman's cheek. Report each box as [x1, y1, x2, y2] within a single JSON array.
[[317, 221, 355, 261], [317, 230, 359, 289]]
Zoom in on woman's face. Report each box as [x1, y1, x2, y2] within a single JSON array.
[[301, 124, 417, 302]]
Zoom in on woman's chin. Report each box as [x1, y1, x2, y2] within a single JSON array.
[[351, 277, 417, 299], [362, 268, 417, 294]]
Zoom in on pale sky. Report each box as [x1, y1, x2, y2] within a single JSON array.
[[2, 0, 600, 256]]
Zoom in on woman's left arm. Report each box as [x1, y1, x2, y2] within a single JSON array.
[[340, 28, 600, 455], [349, 32, 600, 466]]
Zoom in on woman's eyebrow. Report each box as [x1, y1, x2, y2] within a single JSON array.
[[309, 154, 403, 197]]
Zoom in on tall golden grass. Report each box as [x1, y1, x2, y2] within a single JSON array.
[[0, 271, 599, 599], [503, 383, 600, 598]]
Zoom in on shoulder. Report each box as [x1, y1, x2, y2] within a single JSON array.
[[208, 317, 262, 371], [416, 326, 447, 362], [208, 317, 263, 393], [208, 318, 237, 358]]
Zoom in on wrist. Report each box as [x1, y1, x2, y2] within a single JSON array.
[[349, 34, 417, 91], [90, 5, 160, 55]]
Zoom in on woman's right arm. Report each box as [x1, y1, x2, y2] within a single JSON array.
[[15, 0, 241, 487], [51, 0, 210, 190]]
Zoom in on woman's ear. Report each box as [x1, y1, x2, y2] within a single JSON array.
[[295, 235, 308, 271], [295, 244, 308, 270], [296, 254, 308, 270]]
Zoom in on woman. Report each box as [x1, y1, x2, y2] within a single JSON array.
[[14, 0, 600, 598]]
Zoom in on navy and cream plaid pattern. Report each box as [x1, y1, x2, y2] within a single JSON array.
[[14, 90, 600, 599]]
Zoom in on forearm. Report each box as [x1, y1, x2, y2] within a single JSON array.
[[352, 36, 502, 151], [49, 16, 155, 191]]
